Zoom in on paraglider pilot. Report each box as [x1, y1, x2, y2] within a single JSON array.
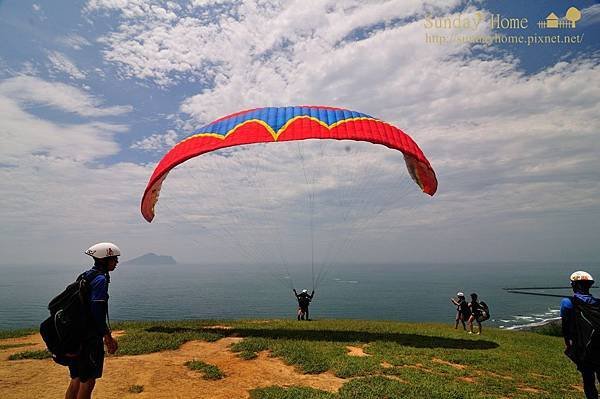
[[293, 288, 315, 321], [450, 292, 470, 330], [561, 270, 600, 399]]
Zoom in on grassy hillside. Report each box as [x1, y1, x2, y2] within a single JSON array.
[[6, 319, 581, 398]]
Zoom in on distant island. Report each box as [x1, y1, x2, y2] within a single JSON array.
[[123, 253, 177, 265]]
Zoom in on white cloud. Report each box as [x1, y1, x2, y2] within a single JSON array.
[[131, 130, 178, 151], [0, 75, 132, 117], [85, 0, 179, 20], [56, 34, 92, 50], [77, 0, 600, 263], [1, 1, 599, 265], [0, 157, 155, 263], [190, 0, 229, 7], [31, 3, 47, 21], [0, 95, 127, 164], [19, 61, 39, 76], [579, 4, 600, 28], [87, 0, 462, 88], [47, 51, 87, 80], [0, 78, 145, 265]]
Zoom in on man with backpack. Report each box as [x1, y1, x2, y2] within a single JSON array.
[[467, 293, 490, 335], [561, 270, 600, 399], [293, 288, 315, 320], [64, 242, 121, 399]]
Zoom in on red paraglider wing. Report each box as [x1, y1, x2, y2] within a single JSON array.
[[141, 106, 437, 222]]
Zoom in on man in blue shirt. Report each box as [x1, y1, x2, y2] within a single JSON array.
[[561, 270, 599, 399], [65, 243, 120, 399]]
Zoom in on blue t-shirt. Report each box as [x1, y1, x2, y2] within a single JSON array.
[[84, 269, 109, 336], [560, 293, 599, 317], [88, 273, 109, 302]]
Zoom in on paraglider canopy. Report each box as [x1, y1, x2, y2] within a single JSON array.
[[141, 106, 437, 222]]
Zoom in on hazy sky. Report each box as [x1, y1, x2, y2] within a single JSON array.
[[0, 0, 599, 266]]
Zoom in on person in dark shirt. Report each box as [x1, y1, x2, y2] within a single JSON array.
[[450, 292, 470, 330], [467, 293, 483, 335], [65, 242, 120, 399], [293, 288, 315, 320], [561, 270, 599, 399]]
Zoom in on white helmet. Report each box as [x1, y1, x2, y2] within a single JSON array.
[[570, 270, 594, 283], [85, 242, 121, 259], [302, 289, 308, 293], [457, 292, 464, 297]]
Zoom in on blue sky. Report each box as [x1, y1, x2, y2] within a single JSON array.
[[0, 0, 599, 266]]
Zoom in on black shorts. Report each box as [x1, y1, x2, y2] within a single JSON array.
[[68, 337, 104, 382]]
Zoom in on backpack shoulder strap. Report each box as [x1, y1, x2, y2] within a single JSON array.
[[78, 269, 103, 284]]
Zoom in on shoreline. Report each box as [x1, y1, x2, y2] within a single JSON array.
[[506, 317, 561, 334]]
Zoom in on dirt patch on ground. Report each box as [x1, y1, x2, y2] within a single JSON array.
[[345, 345, 370, 357], [431, 358, 466, 370], [384, 375, 409, 384], [517, 386, 547, 394], [0, 333, 345, 399], [457, 376, 476, 384], [404, 363, 434, 373], [571, 384, 584, 392], [481, 370, 513, 380]]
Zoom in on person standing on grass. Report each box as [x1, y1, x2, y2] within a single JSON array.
[[450, 292, 470, 330], [65, 243, 120, 399], [467, 293, 483, 335], [293, 288, 314, 320], [561, 270, 600, 399]]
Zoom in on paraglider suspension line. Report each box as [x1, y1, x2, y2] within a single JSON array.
[[501, 286, 598, 298], [504, 290, 569, 298], [298, 142, 316, 291]]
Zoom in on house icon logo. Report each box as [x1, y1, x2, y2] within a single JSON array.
[[538, 7, 581, 29], [545, 12, 559, 28]]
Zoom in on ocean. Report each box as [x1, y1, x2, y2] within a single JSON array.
[[1, 261, 599, 331]]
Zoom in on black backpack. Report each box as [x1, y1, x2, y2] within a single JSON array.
[[298, 293, 311, 307], [477, 301, 490, 322], [39, 270, 101, 365], [570, 296, 600, 367]]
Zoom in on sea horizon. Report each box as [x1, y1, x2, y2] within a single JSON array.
[[2, 261, 598, 331]]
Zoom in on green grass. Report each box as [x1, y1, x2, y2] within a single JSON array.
[[250, 386, 336, 399], [528, 319, 562, 337], [1, 319, 583, 398], [8, 349, 52, 360], [128, 385, 144, 393], [0, 328, 36, 339], [185, 359, 225, 380], [238, 350, 258, 360], [110, 320, 225, 355], [228, 319, 581, 398], [0, 343, 34, 350]]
